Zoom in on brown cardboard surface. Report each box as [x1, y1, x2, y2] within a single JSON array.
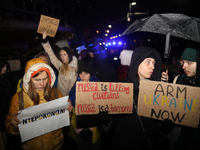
[[37, 15, 60, 37], [138, 80, 200, 128], [75, 82, 133, 115]]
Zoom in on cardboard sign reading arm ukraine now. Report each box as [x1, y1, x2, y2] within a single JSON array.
[[75, 82, 133, 115], [37, 15, 60, 37], [138, 80, 200, 128]]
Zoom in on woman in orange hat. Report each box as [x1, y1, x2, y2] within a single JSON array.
[[5, 58, 73, 150]]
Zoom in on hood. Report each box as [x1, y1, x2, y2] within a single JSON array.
[[127, 46, 162, 91], [23, 58, 56, 91], [120, 50, 134, 66], [69, 56, 78, 68]]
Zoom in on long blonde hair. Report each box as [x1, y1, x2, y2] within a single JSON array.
[[60, 62, 70, 75]]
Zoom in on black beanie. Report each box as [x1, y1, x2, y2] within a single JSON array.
[[60, 47, 73, 63], [78, 60, 92, 76]]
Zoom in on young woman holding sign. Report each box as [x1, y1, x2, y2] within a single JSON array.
[[5, 58, 73, 150], [100, 46, 170, 150], [42, 32, 78, 96]]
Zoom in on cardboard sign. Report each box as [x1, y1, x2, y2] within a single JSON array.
[[138, 80, 200, 128], [7, 59, 21, 71], [75, 82, 133, 115], [37, 15, 60, 37]]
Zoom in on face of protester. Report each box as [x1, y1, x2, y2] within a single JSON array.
[[79, 71, 90, 82], [1, 65, 7, 75], [182, 60, 196, 77], [31, 71, 49, 91], [138, 58, 155, 80], [60, 50, 69, 64], [88, 52, 94, 58]]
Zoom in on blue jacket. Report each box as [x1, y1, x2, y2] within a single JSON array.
[[69, 74, 98, 107]]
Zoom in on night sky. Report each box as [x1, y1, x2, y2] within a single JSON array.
[[68, 0, 200, 29], [60, 0, 200, 38]]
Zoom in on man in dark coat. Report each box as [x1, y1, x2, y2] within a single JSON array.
[[172, 48, 200, 150]]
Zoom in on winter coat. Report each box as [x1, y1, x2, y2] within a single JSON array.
[[173, 49, 200, 150], [42, 42, 78, 96], [0, 61, 15, 131], [0, 77, 15, 131], [68, 74, 101, 144], [5, 58, 64, 150], [111, 46, 168, 150]]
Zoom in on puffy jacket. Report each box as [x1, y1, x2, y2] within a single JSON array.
[[5, 58, 64, 150]]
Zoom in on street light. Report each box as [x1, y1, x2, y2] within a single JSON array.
[[129, 2, 136, 12], [127, 2, 136, 27], [127, 2, 136, 22]]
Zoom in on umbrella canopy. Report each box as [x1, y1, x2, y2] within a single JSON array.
[[122, 13, 200, 61], [122, 13, 200, 43]]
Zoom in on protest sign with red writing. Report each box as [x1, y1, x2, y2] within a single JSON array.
[[75, 82, 133, 115]]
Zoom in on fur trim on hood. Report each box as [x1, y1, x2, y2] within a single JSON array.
[[23, 58, 56, 91], [69, 56, 78, 68]]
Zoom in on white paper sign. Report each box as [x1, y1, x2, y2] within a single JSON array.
[[18, 96, 70, 142]]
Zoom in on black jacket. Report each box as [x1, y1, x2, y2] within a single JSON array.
[[110, 46, 168, 150]]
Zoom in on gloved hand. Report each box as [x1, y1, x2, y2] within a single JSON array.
[[97, 111, 110, 127], [79, 129, 92, 141]]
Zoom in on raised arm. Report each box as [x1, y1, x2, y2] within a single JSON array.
[[41, 32, 62, 70]]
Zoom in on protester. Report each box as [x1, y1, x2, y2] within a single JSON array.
[[0, 61, 16, 148], [68, 60, 101, 150], [16, 51, 58, 93], [99, 46, 170, 150], [5, 58, 73, 150], [42, 32, 78, 96], [170, 48, 200, 150], [117, 50, 133, 81]]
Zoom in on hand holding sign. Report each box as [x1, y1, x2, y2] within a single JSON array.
[[42, 31, 47, 40], [11, 113, 21, 131]]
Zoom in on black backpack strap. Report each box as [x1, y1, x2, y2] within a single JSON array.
[[18, 91, 24, 110], [53, 87, 59, 99]]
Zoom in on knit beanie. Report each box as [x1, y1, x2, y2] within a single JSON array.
[[59, 47, 73, 63], [78, 60, 92, 76], [181, 48, 197, 62]]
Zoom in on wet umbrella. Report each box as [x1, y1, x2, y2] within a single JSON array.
[[122, 13, 200, 59]]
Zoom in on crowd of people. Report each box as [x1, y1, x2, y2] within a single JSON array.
[[0, 31, 200, 150]]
